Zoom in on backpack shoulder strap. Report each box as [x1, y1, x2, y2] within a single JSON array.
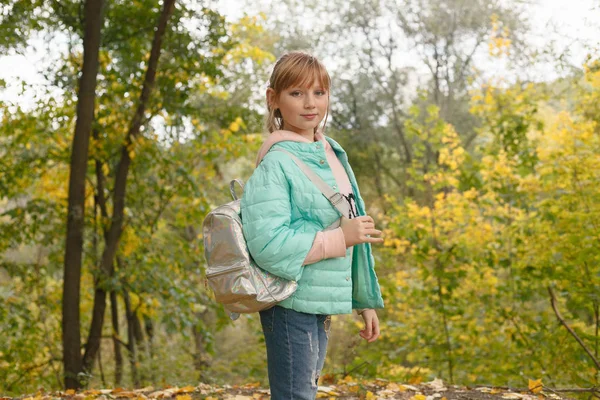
[[271, 148, 350, 217]]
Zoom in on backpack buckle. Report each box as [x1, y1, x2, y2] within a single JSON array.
[[328, 192, 343, 205]]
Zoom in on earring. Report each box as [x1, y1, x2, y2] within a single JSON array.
[[275, 108, 282, 119]]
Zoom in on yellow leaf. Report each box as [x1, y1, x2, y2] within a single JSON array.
[[65, 390, 76, 395], [177, 386, 196, 393], [411, 395, 427, 400], [366, 392, 375, 399], [175, 395, 191, 400], [229, 121, 240, 132], [528, 378, 543, 393]]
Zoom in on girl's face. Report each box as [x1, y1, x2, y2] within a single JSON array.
[[268, 79, 329, 139]]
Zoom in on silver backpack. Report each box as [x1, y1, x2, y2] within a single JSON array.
[[202, 149, 349, 320]]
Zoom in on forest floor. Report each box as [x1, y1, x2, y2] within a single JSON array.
[[3, 378, 576, 400]]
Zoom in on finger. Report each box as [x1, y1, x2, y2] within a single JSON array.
[[364, 319, 372, 338], [365, 229, 382, 236], [362, 222, 375, 229], [360, 329, 370, 340], [359, 215, 374, 224], [368, 319, 380, 343], [366, 237, 385, 244], [366, 320, 376, 341]]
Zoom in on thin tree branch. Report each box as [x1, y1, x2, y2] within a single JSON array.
[[548, 286, 600, 370]]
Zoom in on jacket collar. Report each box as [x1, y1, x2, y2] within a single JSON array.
[[255, 129, 346, 167]]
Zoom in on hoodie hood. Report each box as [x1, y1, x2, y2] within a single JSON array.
[[255, 129, 327, 167]]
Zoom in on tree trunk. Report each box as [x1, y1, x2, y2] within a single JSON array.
[[144, 315, 156, 381], [80, 0, 176, 374], [123, 290, 140, 388], [133, 312, 145, 345], [110, 291, 123, 386], [132, 309, 147, 381], [192, 312, 210, 381], [83, 273, 114, 373], [62, 0, 105, 389]]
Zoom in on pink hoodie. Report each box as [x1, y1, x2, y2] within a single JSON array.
[[255, 130, 351, 265]]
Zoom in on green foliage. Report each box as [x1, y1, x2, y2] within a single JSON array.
[[376, 59, 600, 388], [3, 0, 600, 395], [0, 1, 270, 394]]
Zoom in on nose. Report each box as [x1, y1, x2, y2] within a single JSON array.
[[304, 93, 316, 109]]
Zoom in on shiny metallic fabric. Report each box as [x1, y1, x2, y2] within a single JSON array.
[[203, 192, 297, 318]]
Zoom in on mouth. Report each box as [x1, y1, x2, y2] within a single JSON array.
[[301, 114, 318, 119]]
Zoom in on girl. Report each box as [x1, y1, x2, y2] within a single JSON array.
[[240, 51, 385, 400]]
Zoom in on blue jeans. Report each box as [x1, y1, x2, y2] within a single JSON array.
[[259, 305, 331, 400]]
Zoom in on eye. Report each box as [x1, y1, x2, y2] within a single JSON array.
[[290, 91, 302, 97], [315, 90, 327, 96]]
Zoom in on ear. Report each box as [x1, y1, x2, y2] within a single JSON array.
[[266, 88, 278, 110]]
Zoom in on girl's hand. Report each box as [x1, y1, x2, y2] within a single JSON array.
[[359, 309, 380, 342], [340, 216, 384, 248]]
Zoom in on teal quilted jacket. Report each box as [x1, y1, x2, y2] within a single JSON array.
[[240, 133, 384, 315]]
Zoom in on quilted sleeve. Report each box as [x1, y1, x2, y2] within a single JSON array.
[[241, 157, 317, 281]]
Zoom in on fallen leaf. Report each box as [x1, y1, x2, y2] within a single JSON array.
[[320, 373, 336, 385], [134, 387, 154, 393], [502, 393, 527, 399], [82, 390, 102, 396], [424, 378, 446, 392], [410, 395, 426, 400], [366, 392, 376, 399], [386, 383, 402, 391], [528, 379, 543, 394], [176, 386, 196, 394], [402, 384, 420, 391], [175, 395, 191, 400], [115, 392, 136, 398]]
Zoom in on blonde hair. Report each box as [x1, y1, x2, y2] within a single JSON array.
[[265, 51, 331, 134]]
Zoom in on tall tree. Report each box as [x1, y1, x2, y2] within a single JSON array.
[[80, 0, 177, 377], [62, 0, 105, 389]]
